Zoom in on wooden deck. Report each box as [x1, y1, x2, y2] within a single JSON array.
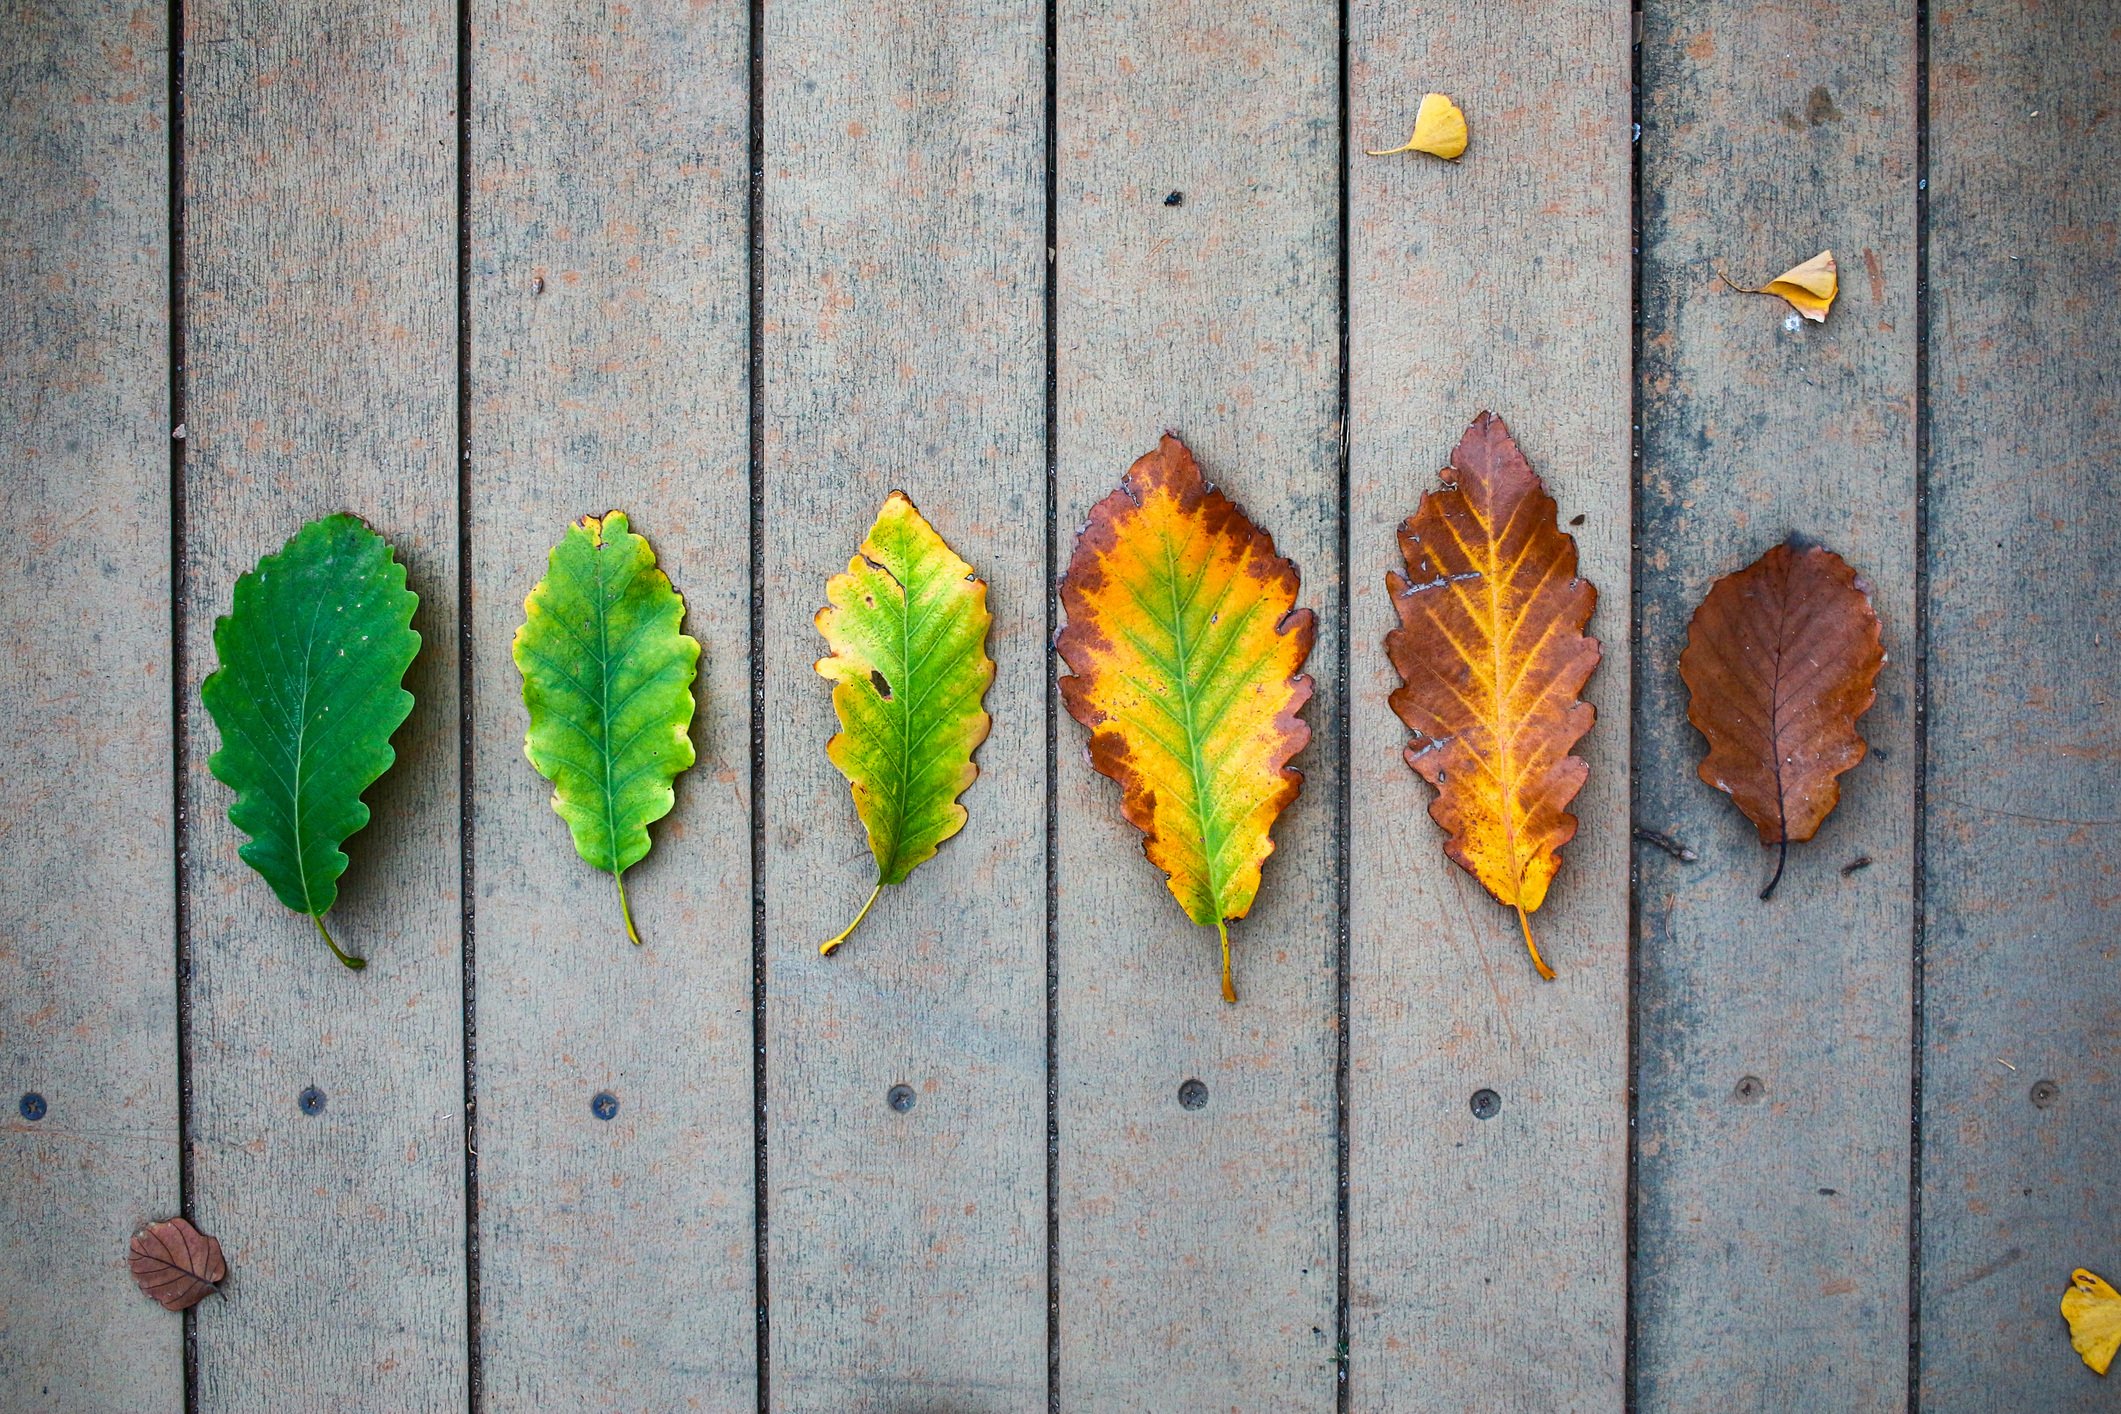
[[3, 1, 2115, 1409]]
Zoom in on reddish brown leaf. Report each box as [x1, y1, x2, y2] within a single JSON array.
[[1679, 536, 1884, 898], [1385, 412, 1601, 979], [129, 1217, 225, 1311]]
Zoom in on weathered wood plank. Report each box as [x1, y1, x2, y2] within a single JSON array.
[[1920, 6, 2120, 1405], [759, 2, 1048, 1407], [0, 4, 178, 1407], [181, 2, 466, 1404], [1632, 6, 1918, 1405], [1345, 5, 1632, 1407], [467, 1, 755, 1406], [1051, 4, 1341, 1406]]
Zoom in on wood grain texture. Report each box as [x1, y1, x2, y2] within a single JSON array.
[[1345, 5, 1632, 1407], [1052, 4, 1341, 1405], [181, 2, 466, 1404], [0, 4, 178, 1407], [1632, 5, 1918, 1405], [759, 3, 1047, 1407], [467, 2, 754, 1406], [1920, 5, 2119, 1405]]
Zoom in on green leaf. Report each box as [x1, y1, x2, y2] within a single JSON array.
[[201, 514, 422, 970], [514, 511, 699, 945], [815, 492, 994, 954]]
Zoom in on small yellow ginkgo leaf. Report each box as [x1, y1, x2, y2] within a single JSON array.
[[2063, 1267, 2121, 1376], [1366, 92, 1468, 161], [1723, 250, 1838, 322]]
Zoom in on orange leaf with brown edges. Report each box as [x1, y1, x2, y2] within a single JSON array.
[[1058, 434, 1315, 1004], [1680, 536, 1883, 899], [1386, 412, 1601, 979]]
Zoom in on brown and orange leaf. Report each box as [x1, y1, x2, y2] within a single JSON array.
[[1385, 412, 1601, 980], [1680, 536, 1884, 899], [129, 1217, 226, 1311], [1058, 434, 1315, 1004]]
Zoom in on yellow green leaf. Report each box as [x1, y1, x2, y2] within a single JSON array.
[[2064, 1267, 2120, 1376], [1365, 92, 1469, 161], [514, 511, 699, 946], [1058, 434, 1316, 1003], [815, 492, 995, 954]]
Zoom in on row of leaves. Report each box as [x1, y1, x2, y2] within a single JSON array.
[[201, 414, 1881, 998]]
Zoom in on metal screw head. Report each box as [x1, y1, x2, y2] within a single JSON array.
[[298, 1086, 326, 1116], [1470, 1088, 1501, 1120], [887, 1084, 916, 1114], [19, 1092, 46, 1122], [1734, 1075, 1765, 1103], [1177, 1078, 1209, 1111], [1163, 190, 1184, 206], [2030, 1079, 2059, 1110], [591, 1091, 619, 1121]]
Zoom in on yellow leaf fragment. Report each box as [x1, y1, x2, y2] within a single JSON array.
[[1366, 92, 1468, 161], [2063, 1267, 2120, 1376], [1725, 249, 1838, 322]]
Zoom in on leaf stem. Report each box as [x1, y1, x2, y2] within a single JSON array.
[[1218, 919, 1236, 1004], [1758, 837, 1789, 902], [1516, 904, 1555, 981], [615, 870, 642, 945], [313, 911, 366, 971], [822, 880, 882, 956]]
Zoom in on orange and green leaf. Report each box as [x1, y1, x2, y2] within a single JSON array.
[[1385, 412, 1601, 979], [1058, 434, 1315, 1003]]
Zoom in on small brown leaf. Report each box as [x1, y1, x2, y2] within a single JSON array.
[[129, 1217, 226, 1311], [1679, 536, 1884, 899]]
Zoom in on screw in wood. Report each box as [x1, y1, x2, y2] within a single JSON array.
[[2030, 1079, 2059, 1109], [887, 1084, 916, 1114], [18, 1092, 46, 1121], [298, 1086, 327, 1116], [591, 1091, 619, 1121], [1178, 1078, 1209, 1111], [1733, 1075, 1765, 1103], [1470, 1088, 1501, 1120]]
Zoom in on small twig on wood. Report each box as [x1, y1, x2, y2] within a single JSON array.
[[1840, 855, 1873, 876], [1632, 826, 1697, 862]]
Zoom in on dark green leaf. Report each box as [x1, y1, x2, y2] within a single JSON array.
[[201, 514, 421, 969]]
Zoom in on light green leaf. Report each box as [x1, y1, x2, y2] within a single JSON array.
[[201, 513, 422, 970], [514, 511, 699, 945], [815, 491, 994, 953]]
